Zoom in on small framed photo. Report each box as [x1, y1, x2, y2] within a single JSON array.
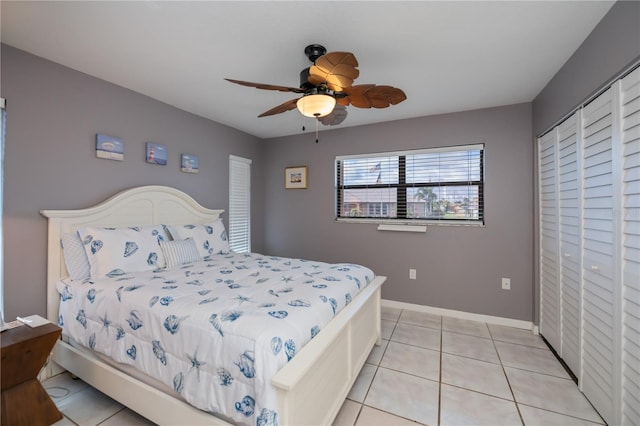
[[146, 142, 167, 165], [285, 166, 308, 189], [96, 134, 124, 161], [181, 153, 199, 174]]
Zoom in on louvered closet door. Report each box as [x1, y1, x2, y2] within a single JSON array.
[[581, 87, 617, 424], [538, 130, 561, 352], [557, 113, 582, 376], [620, 68, 640, 426]]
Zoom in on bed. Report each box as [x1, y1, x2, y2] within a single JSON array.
[[41, 185, 385, 425]]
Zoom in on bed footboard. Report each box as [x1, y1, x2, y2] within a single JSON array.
[[272, 275, 385, 425]]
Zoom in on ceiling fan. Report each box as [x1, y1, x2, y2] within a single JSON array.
[[225, 44, 407, 127]]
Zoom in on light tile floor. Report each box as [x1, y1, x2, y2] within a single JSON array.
[[44, 307, 605, 425]]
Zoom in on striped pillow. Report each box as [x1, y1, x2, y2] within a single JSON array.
[[61, 231, 91, 280], [159, 238, 201, 268]]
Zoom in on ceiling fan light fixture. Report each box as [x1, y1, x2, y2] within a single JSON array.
[[296, 94, 336, 118]]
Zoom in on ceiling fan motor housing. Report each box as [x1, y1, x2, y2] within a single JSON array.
[[304, 44, 327, 62], [300, 44, 327, 90]]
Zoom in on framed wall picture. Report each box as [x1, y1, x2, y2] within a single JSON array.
[[146, 142, 167, 165], [181, 153, 199, 174], [95, 134, 124, 161], [285, 166, 308, 189]]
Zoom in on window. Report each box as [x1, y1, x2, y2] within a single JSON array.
[[228, 155, 251, 253], [336, 144, 484, 225]]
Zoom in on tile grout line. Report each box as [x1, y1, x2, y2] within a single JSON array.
[[489, 324, 526, 426], [95, 407, 131, 426], [369, 309, 437, 425], [351, 310, 400, 425], [490, 328, 606, 425]]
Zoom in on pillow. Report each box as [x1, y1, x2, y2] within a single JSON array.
[[166, 219, 230, 257], [159, 238, 201, 268], [61, 231, 91, 280], [77, 225, 168, 277]]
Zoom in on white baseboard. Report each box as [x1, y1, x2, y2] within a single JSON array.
[[382, 299, 537, 333]]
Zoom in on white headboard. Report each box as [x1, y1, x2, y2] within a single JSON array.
[[41, 185, 224, 323]]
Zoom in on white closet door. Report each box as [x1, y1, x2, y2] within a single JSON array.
[[557, 113, 582, 376], [620, 68, 640, 426], [539, 130, 561, 352], [581, 87, 616, 424]]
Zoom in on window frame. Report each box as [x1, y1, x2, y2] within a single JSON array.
[[335, 144, 485, 226]]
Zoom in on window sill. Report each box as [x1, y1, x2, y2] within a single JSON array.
[[336, 218, 484, 228], [377, 224, 427, 233]]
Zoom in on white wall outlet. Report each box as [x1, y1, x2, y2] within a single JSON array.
[[502, 277, 511, 290], [409, 269, 417, 280]]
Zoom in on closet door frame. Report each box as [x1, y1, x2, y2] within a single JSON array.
[[537, 69, 639, 426]]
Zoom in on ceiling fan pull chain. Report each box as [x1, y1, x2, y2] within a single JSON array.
[[315, 117, 319, 143]]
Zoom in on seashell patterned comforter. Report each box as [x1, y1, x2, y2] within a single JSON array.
[[56, 252, 374, 425]]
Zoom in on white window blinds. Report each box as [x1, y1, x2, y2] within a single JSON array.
[[336, 144, 484, 224], [229, 155, 251, 253]]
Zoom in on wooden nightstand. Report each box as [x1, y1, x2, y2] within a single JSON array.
[[1, 322, 63, 426]]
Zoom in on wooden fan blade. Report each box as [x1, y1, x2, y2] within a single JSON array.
[[318, 105, 348, 126], [340, 84, 375, 108], [225, 78, 305, 93], [342, 85, 407, 109], [308, 51, 360, 92], [258, 98, 300, 117]]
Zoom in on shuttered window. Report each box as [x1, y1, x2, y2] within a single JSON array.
[[336, 144, 484, 225], [228, 155, 251, 253]]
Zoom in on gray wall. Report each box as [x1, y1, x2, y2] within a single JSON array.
[[531, 0, 640, 324], [1, 45, 265, 320], [533, 0, 640, 136], [263, 103, 534, 321]]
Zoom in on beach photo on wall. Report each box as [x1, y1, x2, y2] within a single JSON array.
[[95, 133, 124, 161], [146, 142, 167, 165], [181, 153, 199, 174]]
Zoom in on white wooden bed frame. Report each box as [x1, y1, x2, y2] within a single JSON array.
[[41, 185, 385, 426]]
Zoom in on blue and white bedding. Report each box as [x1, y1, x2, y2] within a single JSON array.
[[57, 252, 374, 425]]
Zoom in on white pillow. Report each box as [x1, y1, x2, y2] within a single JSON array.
[[159, 238, 201, 268], [77, 225, 168, 277], [167, 219, 230, 257], [61, 232, 91, 280]]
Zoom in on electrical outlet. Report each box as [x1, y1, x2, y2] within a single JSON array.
[[502, 278, 511, 290], [409, 269, 417, 280]]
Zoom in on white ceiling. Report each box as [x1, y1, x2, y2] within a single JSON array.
[[1, 1, 614, 139]]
